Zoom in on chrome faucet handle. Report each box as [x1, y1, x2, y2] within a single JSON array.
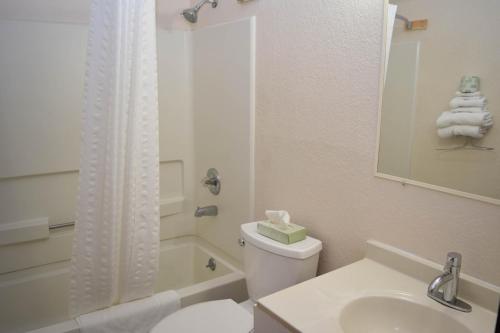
[[201, 177, 218, 186], [428, 251, 471, 312], [446, 252, 461, 267], [444, 252, 461, 272], [200, 168, 221, 195]]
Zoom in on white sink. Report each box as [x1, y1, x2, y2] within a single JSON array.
[[340, 296, 472, 333], [256, 241, 499, 333]]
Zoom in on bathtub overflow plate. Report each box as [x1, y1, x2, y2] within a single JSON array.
[[206, 257, 216, 271]]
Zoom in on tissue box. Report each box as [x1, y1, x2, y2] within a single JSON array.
[[257, 221, 307, 245]]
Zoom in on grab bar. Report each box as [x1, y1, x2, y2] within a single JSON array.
[[49, 221, 75, 230], [47, 197, 186, 231]]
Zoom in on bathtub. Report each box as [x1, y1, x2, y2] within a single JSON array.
[[0, 236, 247, 333]]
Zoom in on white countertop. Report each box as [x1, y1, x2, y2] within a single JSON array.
[[257, 242, 499, 333]]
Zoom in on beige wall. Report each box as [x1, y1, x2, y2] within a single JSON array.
[[181, 0, 500, 285], [391, 0, 500, 200]]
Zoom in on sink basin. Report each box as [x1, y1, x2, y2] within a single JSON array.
[[256, 242, 498, 333], [340, 296, 472, 333]]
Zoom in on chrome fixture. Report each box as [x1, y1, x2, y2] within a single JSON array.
[[201, 168, 221, 195], [49, 221, 75, 230], [427, 252, 472, 312], [206, 257, 216, 271], [181, 0, 218, 23], [238, 238, 246, 247], [396, 14, 428, 31], [395, 14, 413, 29], [194, 205, 218, 217]]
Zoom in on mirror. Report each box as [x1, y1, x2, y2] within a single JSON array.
[[377, 0, 500, 204]]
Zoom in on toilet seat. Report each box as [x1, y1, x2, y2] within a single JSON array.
[[151, 299, 253, 333]]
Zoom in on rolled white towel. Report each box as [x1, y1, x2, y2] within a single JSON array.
[[437, 125, 487, 139], [455, 91, 482, 97], [436, 111, 493, 128], [451, 106, 488, 113], [449, 96, 487, 108]]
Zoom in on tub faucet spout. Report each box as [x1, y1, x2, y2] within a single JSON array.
[[195, 205, 218, 217]]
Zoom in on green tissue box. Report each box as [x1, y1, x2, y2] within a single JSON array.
[[257, 221, 307, 244]]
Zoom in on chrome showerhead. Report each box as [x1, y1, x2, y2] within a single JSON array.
[[181, 0, 218, 23], [182, 8, 198, 23]]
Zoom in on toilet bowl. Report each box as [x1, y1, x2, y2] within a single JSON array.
[[151, 222, 322, 332], [151, 299, 253, 333]]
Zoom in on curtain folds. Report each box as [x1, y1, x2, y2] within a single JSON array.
[[69, 0, 160, 316]]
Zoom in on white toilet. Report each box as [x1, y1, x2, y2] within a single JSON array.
[[151, 222, 322, 333]]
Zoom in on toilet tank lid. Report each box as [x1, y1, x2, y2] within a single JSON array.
[[240, 222, 322, 259]]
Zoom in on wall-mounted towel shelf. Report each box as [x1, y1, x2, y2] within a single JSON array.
[[0, 218, 50, 245], [47, 197, 185, 230], [436, 137, 494, 151]]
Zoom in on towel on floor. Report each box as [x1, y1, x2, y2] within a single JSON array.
[[451, 107, 488, 113], [77, 290, 180, 333], [437, 125, 487, 139], [436, 111, 493, 128], [449, 96, 487, 109]]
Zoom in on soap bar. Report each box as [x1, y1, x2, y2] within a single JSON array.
[[257, 221, 307, 244]]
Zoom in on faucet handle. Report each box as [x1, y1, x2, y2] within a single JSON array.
[[445, 252, 462, 270], [201, 168, 221, 195]]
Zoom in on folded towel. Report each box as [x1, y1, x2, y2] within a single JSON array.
[[437, 125, 487, 139], [77, 290, 180, 333], [436, 111, 493, 128], [455, 91, 482, 97], [451, 107, 488, 113], [449, 96, 487, 108]]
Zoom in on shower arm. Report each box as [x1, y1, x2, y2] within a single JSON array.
[[395, 13, 428, 31], [395, 14, 412, 30], [194, 0, 217, 11]]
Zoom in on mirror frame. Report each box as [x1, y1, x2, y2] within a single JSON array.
[[374, 0, 500, 206]]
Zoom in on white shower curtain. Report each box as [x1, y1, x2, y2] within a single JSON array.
[[70, 0, 160, 316]]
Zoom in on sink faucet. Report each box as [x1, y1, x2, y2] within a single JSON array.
[[427, 252, 472, 312], [194, 205, 218, 217]]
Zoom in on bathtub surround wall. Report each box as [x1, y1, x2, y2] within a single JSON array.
[[177, 0, 500, 286], [156, 30, 197, 240], [0, 25, 195, 269], [0, 22, 196, 332], [193, 18, 256, 261], [0, 20, 86, 274]]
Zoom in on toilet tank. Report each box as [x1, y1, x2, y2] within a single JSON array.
[[240, 222, 322, 302]]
